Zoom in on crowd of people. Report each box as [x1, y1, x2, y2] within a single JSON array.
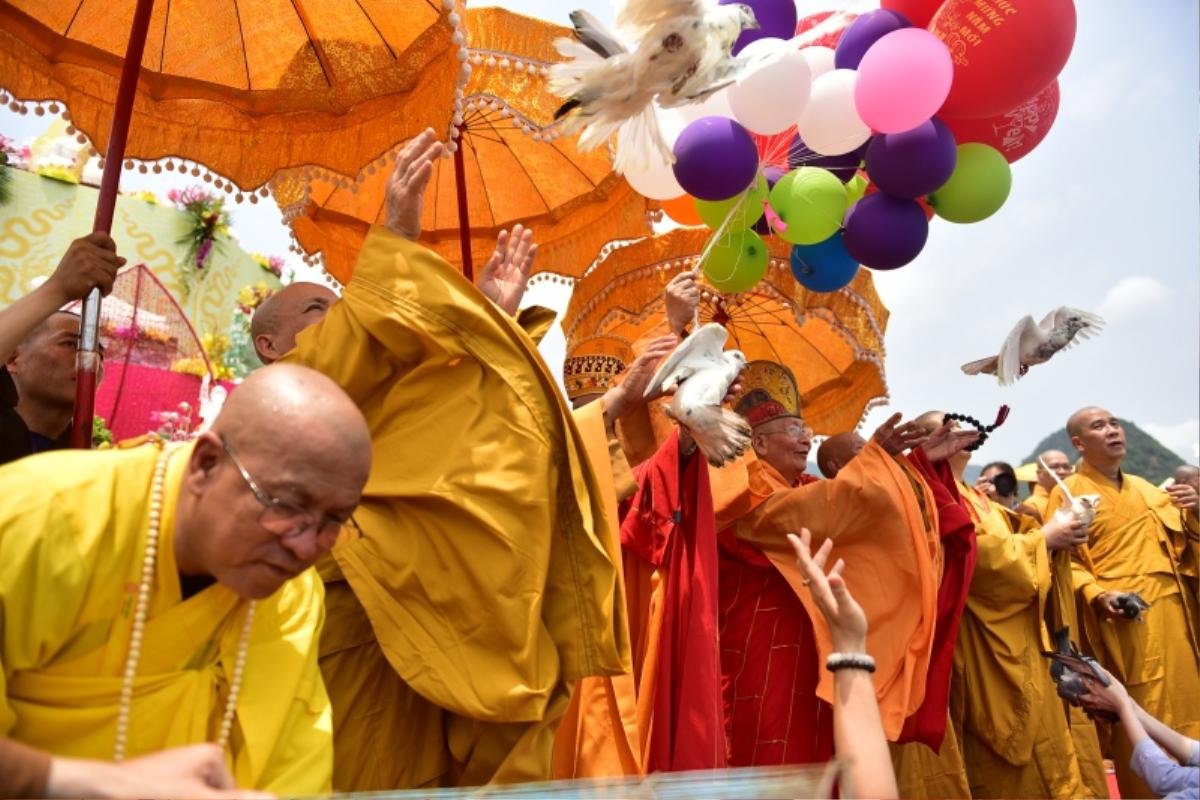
[[0, 129, 1197, 799]]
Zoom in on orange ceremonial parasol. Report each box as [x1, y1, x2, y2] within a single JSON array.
[[0, 0, 468, 445], [272, 7, 655, 284], [562, 229, 891, 435]]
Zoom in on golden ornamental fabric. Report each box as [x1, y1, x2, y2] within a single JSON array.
[[561, 229, 891, 435], [272, 7, 655, 284], [0, 0, 460, 188], [563, 333, 632, 402]]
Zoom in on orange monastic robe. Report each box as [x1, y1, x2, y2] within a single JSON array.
[[710, 441, 940, 765], [1050, 461, 1200, 798], [953, 483, 1086, 799]]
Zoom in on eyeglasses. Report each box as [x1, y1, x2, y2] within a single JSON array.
[[220, 438, 361, 545], [762, 422, 813, 440]]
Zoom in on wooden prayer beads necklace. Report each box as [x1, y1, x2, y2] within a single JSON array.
[[113, 445, 257, 761], [943, 405, 1011, 453]]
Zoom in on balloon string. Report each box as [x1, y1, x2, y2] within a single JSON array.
[[696, 191, 750, 286]]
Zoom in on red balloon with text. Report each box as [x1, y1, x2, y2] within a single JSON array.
[[882, 0, 945, 28], [930, 0, 1075, 119], [942, 80, 1059, 163]]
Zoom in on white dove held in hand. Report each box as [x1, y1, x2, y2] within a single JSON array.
[[1040, 456, 1102, 528], [644, 323, 751, 466], [962, 306, 1104, 386]]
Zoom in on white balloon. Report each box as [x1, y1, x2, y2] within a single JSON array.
[[676, 88, 734, 124], [728, 38, 812, 135], [795, 69, 870, 156], [798, 46, 835, 80], [622, 153, 684, 200]]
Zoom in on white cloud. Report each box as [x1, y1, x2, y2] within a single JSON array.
[[1141, 418, 1200, 463], [1097, 276, 1171, 324]]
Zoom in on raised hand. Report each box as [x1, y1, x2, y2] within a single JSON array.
[[384, 129, 444, 240], [477, 224, 538, 315], [601, 335, 679, 424], [664, 268, 700, 336], [872, 412, 928, 456], [788, 528, 867, 653], [48, 232, 125, 303], [920, 422, 980, 462]]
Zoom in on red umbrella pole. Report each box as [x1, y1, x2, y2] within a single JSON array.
[[71, 0, 157, 448], [452, 130, 474, 282]]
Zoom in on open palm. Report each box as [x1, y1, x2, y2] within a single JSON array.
[[477, 225, 537, 315]]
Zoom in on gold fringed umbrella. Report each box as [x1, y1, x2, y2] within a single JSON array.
[[0, 0, 465, 189], [563, 229, 891, 434], [272, 7, 655, 284]]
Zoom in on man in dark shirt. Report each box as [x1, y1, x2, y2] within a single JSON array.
[[0, 232, 122, 465]]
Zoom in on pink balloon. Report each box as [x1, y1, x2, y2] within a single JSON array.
[[854, 28, 953, 133]]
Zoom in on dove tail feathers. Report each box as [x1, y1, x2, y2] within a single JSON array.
[[692, 408, 753, 468], [613, 105, 674, 173], [961, 356, 999, 377]]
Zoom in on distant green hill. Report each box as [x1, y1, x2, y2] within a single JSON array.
[[1021, 420, 1185, 485]]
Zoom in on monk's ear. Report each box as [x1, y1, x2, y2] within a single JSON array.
[[1069, 434, 1084, 454], [185, 432, 224, 493], [253, 334, 276, 364]]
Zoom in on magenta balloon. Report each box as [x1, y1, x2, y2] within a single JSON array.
[[854, 28, 953, 133], [672, 116, 760, 201], [843, 193, 929, 269], [721, 0, 799, 55]]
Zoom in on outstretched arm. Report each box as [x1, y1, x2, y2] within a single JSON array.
[[0, 233, 122, 363], [476, 225, 538, 316], [789, 529, 897, 800]]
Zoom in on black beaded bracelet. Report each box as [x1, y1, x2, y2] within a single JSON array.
[[826, 652, 877, 673], [943, 405, 1011, 452]]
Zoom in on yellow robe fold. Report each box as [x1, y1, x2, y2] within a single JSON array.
[[0, 444, 331, 794], [1025, 483, 1052, 521], [283, 226, 627, 788], [712, 441, 940, 741], [1049, 462, 1200, 798], [952, 483, 1084, 800]]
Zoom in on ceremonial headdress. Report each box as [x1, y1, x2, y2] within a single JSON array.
[[562, 334, 630, 402], [733, 360, 802, 428]]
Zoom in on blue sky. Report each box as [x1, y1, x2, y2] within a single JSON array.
[[2, 1, 1196, 464]]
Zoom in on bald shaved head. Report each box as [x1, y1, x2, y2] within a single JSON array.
[[176, 363, 372, 599], [1066, 406, 1125, 473], [251, 283, 338, 364], [817, 432, 866, 479], [914, 410, 945, 435], [1066, 406, 1109, 438], [1175, 464, 1199, 490]]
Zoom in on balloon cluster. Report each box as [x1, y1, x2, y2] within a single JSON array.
[[623, 0, 1074, 295]]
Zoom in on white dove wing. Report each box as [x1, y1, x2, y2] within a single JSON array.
[[617, 0, 708, 34], [997, 315, 1046, 385], [644, 323, 730, 398]]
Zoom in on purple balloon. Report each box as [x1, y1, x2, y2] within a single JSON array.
[[753, 165, 788, 235], [865, 119, 958, 198], [672, 117, 760, 201], [843, 193, 928, 269], [834, 9, 911, 70], [787, 134, 867, 183], [721, 0, 799, 55]]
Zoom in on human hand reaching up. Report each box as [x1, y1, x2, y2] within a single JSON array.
[[788, 528, 867, 653], [477, 225, 537, 315], [385, 129, 444, 240]]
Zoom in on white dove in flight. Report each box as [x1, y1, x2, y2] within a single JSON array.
[[644, 323, 751, 467], [549, 1, 760, 173], [961, 307, 1104, 386]]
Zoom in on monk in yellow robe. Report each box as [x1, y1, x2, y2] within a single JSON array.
[[252, 130, 627, 790], [941, 417, 1098, 799], [1048, 406, 1200, 798], [0, 364, 373, 797], [1026, 449, 1072, 522]]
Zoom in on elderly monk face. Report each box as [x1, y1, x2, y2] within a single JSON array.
[[252, 283, 338, 364], [1036, 450, 1072, 489], [177, 365, 372, 599], [1070, 407, 1126, 462], [753, 417, 813, 477]]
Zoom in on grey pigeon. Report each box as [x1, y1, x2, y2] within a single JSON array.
[[962, 307, 1104, 386]]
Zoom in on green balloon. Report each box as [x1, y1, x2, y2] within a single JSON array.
[[846, 173, 869, 206], [702, 228, 769, 294], [696, 173, 768, 231], [928, 143, 1012, 224], [768, 167, 848, 245]]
